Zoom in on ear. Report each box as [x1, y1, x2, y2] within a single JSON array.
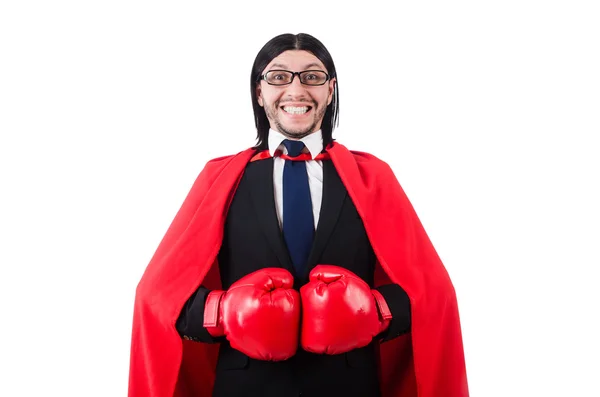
[[327, 77, 336, 106], [256, 84, 264, 107]]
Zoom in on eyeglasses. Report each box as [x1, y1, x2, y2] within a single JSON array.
[[259, 70, 330, 86]]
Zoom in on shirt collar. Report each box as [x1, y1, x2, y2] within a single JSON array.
[[268, 128, 324, 159]]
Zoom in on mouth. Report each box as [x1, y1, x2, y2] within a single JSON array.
[[280, 105, 313, 117]]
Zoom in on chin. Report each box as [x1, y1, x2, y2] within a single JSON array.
[[281, 127, 316, 139]]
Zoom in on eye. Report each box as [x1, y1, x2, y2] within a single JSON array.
[[300, 71, 327, 85], [265, 71, 292, 85]]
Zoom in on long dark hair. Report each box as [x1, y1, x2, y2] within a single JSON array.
[[250, 33, 340, 150]]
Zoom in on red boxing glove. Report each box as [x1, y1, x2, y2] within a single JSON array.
[[203, 268, 301, 361], [300, 265, 392, 355]]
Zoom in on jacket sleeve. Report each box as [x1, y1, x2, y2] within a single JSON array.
[[375, 283, 411, 342], [176, 285, 224, 343]]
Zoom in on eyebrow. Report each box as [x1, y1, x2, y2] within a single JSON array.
[[269, 62, 324, 70]]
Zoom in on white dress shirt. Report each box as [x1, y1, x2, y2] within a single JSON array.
[[268, 128, 324, 230]]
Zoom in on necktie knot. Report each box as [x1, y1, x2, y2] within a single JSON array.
[[282, 139, 306, 158]]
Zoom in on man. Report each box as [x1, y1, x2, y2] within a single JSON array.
[[128, 33, 469, 397]]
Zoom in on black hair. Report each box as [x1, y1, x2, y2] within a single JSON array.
[[250, 33, 339, 149]]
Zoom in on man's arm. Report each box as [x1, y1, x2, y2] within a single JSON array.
[[175, 286, 223, 343], [375, 283, 411, 341]]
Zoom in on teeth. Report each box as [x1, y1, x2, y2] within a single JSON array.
[[283, 106, 309, 114]]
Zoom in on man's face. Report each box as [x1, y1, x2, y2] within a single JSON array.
[[256, 50, 336, 140]]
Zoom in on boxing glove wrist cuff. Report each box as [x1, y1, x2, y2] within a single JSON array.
[[203, 290, 225, 336], [372, 289, 393, 321]]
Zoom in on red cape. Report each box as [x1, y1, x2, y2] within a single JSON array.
[[128, 142, 469, 397]]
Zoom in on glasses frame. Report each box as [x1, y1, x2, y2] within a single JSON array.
[[259, 69, 331, 86]]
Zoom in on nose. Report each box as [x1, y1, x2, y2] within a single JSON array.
[[285, 74, 308, 97]]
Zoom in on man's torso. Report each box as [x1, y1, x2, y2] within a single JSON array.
[[213, 157, 381, 397]]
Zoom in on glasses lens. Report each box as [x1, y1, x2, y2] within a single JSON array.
[[265, 71, 293, 85], [300, 71, 328, 85]]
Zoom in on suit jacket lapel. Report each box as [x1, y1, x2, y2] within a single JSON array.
[[247, 158, 295, 273], [305, 160, 347, 276]]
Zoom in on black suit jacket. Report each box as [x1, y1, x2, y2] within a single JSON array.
[[177, 158, 411, 397]]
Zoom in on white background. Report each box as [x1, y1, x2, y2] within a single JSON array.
[[1, 1, 599, 396]]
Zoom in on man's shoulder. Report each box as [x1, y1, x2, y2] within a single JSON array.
[[332, 143, 393, 174], [205, 153, 238, 165], [347, 149, 386, 164], [203, 147, 257, 167], [187, 148, 256, 186]]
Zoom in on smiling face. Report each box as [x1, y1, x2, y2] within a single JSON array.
[[256, 50, 336, 140]]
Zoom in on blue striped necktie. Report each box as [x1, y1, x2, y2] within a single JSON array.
[[282, 139, 314, 274]]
